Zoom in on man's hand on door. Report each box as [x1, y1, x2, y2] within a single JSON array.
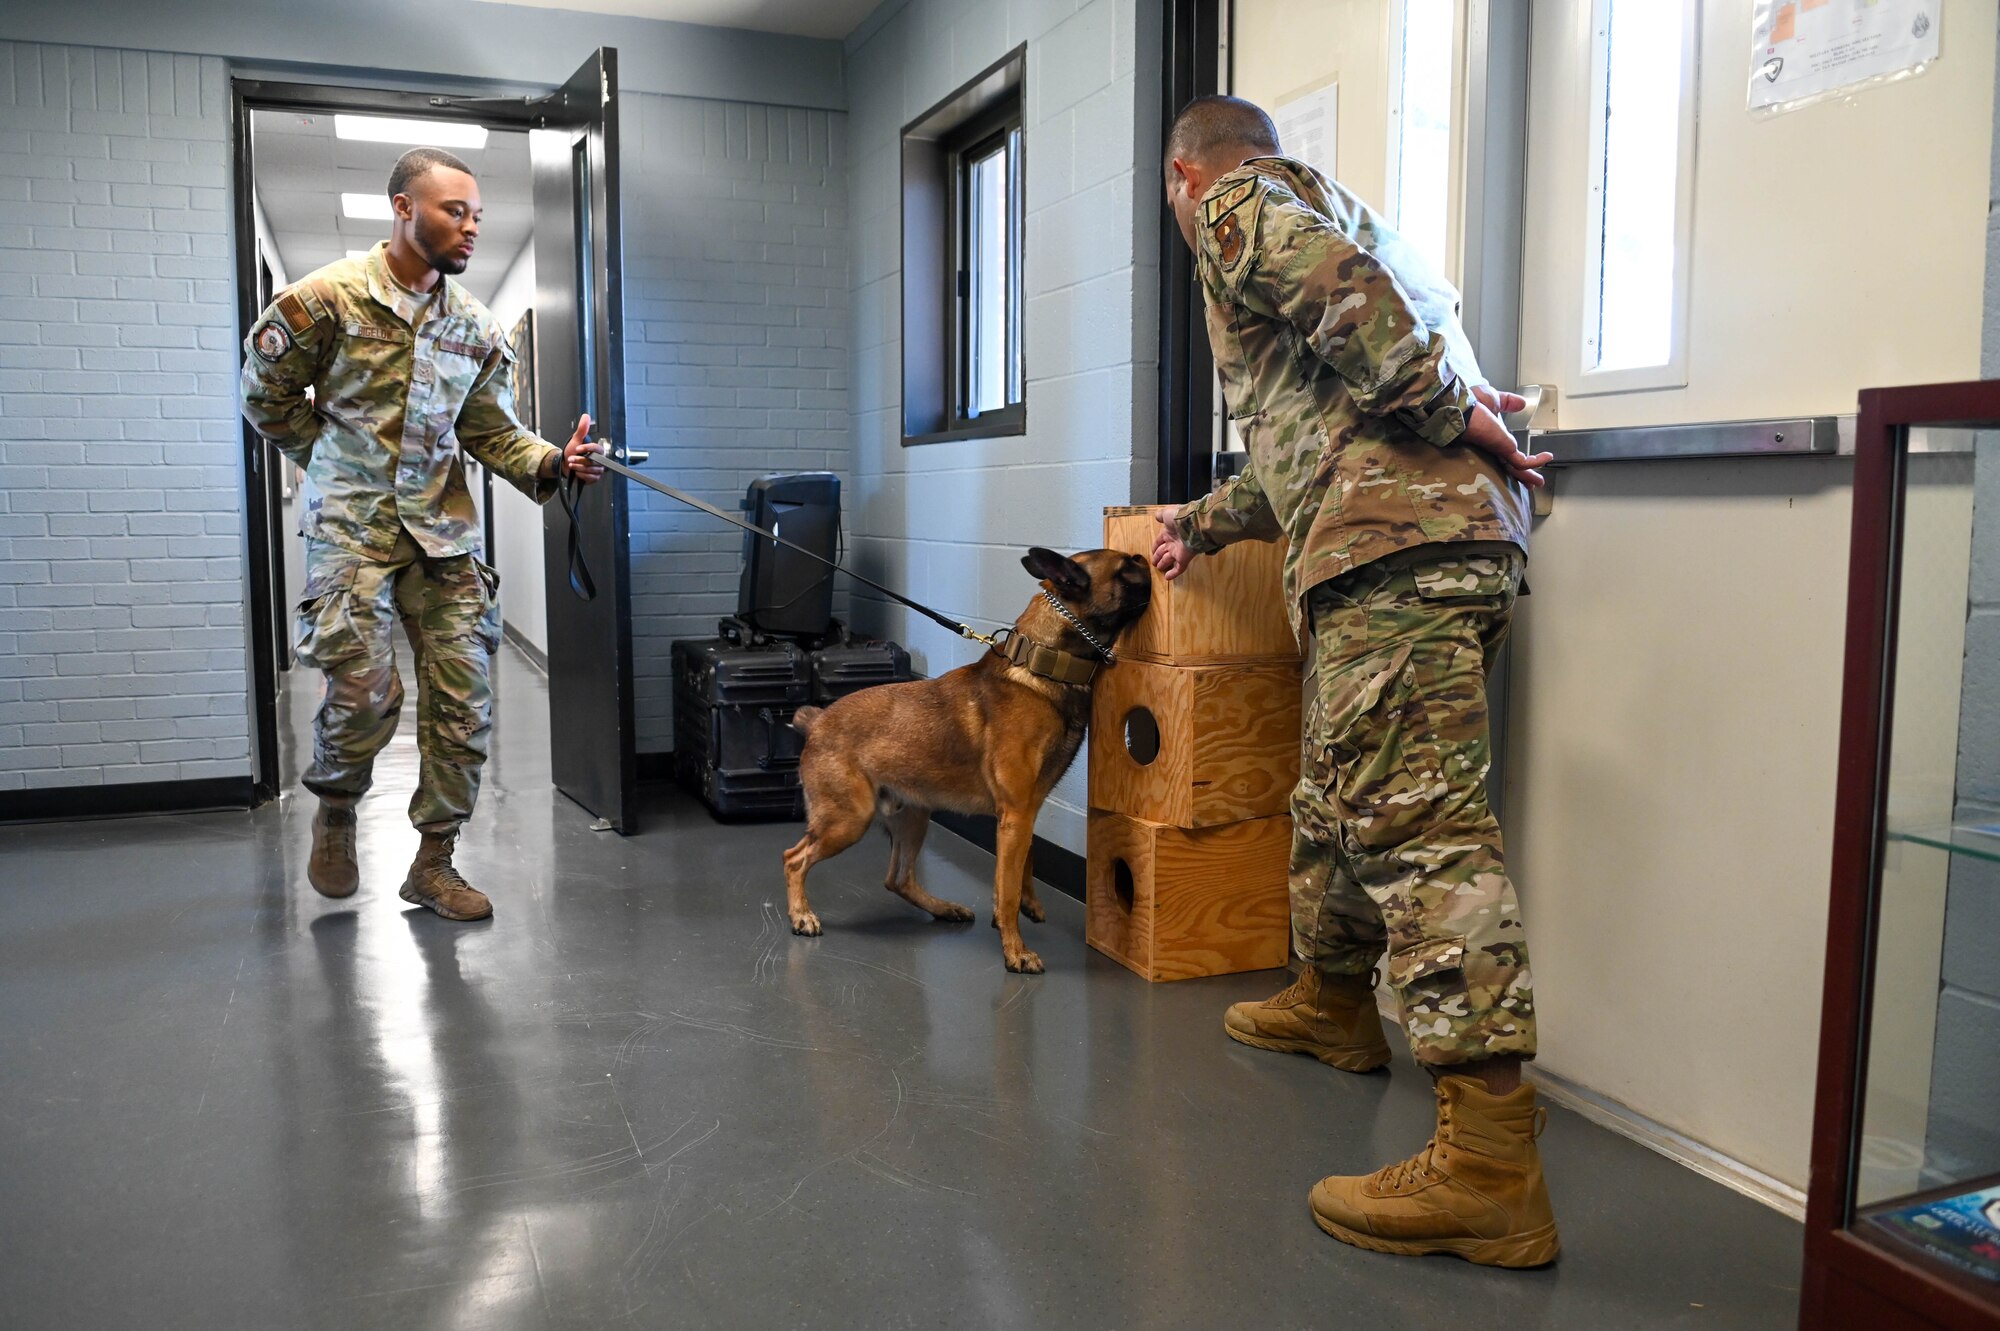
[[1462, 386, 1553, 489], [561, 413, 607, 484]]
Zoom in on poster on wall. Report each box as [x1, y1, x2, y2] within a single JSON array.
[[1748, 0, 1940, 114], [1271, 79, 1336, 181], [508, 310, 537, 435]]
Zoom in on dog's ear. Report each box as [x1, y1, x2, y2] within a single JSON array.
[[1022, 547, 1089, 600]]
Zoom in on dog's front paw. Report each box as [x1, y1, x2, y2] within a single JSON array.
[[1021, 899, 1046, 924], [790, 910, 823, 937], [932, 902, 974, 924], [1004, 948, 1044, 975]]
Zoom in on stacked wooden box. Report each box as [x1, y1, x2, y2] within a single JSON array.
[[1086, 507, 1303, 981]]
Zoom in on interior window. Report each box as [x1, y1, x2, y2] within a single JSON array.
[[1391, 0, 1458, 277], [1584, 0, 1696, 380]]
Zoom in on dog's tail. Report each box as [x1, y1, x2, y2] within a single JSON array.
[[791, 705, 824, 736]]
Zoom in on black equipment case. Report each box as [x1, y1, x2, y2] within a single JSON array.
[[671, 621, 914, 821]]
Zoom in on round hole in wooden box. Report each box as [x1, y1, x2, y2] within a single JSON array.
[[1113, 858, 1135, 911], [1123, 707, 1160, 765]]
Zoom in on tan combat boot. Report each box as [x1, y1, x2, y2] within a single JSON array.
[[1223, 968, 1392, 1071], [398, 831, 492, 921], [307, 802, 359, 898], [1309, 1075, 1560, 1268]]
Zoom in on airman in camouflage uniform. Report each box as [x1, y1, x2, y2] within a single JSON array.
[[1157, 98, 1560, 1268], [1175, 152, 1537, 1067], [242, 148, 601, 921]]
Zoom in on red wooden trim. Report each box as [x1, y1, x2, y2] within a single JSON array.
[[1867, 379, 2000, 429], [1807, 388, 1902, 1239], [1801, 379, 2000, 1330], [1814, 1228, 2000, 1331]]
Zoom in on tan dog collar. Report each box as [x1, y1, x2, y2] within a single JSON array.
[[999, 631, 1101, 686]]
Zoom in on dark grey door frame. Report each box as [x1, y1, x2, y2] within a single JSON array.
[[522, 50, 638, 834], [1156, 0, 1222, 506], [230, 62, 632, 821]]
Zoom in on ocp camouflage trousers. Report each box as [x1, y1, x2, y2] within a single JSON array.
[[1290, 547, 1536, 1066], [293, 531, 502, 832]]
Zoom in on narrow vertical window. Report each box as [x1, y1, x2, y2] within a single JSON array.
[[898, 48, 1026, 444], [1390, 0, 1458, 278], [1581, 0, 1698, 389], [964, 131, 1015, 418]]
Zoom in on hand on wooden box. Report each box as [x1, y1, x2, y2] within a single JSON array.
[[1103, 506, 1297, 665]]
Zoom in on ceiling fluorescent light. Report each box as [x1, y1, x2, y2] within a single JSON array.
[[340, 192, 395, 221], [334, 114, 488, 150]]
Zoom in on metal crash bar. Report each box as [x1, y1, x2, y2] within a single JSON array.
[[1531, 416, 1852, 463]]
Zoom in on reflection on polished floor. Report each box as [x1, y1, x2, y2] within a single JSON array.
[[0, 645, 1802, 1328]]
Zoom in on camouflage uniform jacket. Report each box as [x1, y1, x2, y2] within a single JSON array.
[[1173, 157, 1532, 637], [240, 242, 559, 560]]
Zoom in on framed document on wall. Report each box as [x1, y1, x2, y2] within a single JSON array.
[[509, 310, 538, 434]]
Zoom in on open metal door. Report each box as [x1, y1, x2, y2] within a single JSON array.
[[526, 50, 637, 833]]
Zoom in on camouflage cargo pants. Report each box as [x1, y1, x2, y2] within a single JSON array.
[[293, 530, 502, 832], [1291, 547, 1536, 1066]]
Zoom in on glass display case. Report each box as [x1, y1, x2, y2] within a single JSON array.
[[1806, 381, 2000, 1330]]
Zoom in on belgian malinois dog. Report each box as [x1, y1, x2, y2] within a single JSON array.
[[784, 547, 1152, 973]]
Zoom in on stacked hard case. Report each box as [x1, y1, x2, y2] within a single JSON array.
[[672, 621, 912, 821], [1085, 506, 1303, 980]]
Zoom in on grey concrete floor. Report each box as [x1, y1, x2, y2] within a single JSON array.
[[0, 644, 1803, 1329]]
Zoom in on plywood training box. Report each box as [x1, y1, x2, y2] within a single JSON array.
[[1088, 506, 1302, 981]]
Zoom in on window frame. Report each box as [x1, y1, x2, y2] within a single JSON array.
[[899, 47, 1028, 447], [1573, 0, 1701, 398], [1383, 0, 1469, 287], [946, 104, 1025, 435]]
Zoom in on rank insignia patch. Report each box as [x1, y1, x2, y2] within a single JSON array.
[[253, 320, 292, 362], [1214, 212, 1245, 270]]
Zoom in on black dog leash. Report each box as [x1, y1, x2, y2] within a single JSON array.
[[562, 453, 1008, 651]]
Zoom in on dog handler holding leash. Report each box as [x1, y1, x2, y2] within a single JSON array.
[[241, 147, 605, 922], [1153, 97, 1562, 1267]]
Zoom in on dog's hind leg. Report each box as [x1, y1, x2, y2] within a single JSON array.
[[784, 757, 874, 937], [881, 803, 972, 924]]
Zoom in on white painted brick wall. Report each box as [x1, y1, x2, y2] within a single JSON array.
[[621, 93, 850, 753], [842, 0, 1160, 853], [0, 41, 248, 793]]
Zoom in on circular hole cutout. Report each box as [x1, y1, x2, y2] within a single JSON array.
[[1123, 707, 1161, 766], [1112, 858, 1135, 911]]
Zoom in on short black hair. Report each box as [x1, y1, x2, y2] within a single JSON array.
[[1165, 95, 1280, 165], [387, 147, 474, 200]]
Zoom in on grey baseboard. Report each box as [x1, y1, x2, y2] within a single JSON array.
[[932, 810, 1086, 902], [502, 622, 547, 673]]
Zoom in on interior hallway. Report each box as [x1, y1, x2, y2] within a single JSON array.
[[0, 645, 1802, 1328]]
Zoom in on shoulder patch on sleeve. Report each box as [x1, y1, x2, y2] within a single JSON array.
[[275, 285, 332, 339], [1201, 177, 1259, 225], [275, 291, 313, 336], [1200, 180, 1265, 279], [252, 319, 292, 362]]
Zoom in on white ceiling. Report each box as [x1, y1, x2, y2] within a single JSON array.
[[250, 109, 533, 306], [467, 0, 882, 40]]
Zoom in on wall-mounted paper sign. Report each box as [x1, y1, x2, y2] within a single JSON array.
[[1749, 0, 1940, 115], [1272, 79, 1337, 182]]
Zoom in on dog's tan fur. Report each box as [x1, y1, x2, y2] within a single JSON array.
[[783, 548, 1152, 972]]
